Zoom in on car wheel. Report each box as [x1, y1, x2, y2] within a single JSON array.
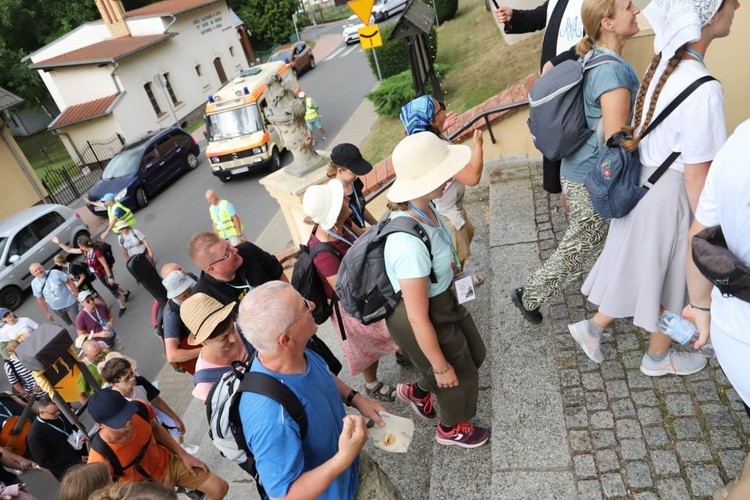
[[219, 175, 231, 183], [309, 57, 316, 70], [0, 286, 23, 311], [73, 229, 90, 247], [136, 187, 149, 208], [269, 147, 281, 172], [186, 152, 198, 170]]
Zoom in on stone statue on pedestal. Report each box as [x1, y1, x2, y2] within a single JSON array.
[[263, 74, 326, 177]]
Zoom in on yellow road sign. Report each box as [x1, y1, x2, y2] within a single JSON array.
[[347, 0, 375, 25], [358, 25, 383, 49]]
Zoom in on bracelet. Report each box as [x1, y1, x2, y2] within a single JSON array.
[[689, 303, 711, 312], [345, 389, 358, 407], [433, 363, 452, 375]]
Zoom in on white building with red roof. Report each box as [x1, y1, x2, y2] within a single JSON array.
[[25, 0, 252, 161]]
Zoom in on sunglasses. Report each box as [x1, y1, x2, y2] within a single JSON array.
[[437, 100, 446, 112], [208, 244, 233, 267]]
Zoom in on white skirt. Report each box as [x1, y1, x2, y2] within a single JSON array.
[[582, 166, 691, 331]]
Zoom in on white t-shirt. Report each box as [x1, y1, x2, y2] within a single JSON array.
[[118, 229, 147, 256], [434, 180, 466, 229], [547, 0, 585, 55], [0, 318, 39, 342], [694, 118, 750, 344], [637, 60, 726, 173]]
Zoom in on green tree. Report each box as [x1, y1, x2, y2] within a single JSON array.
[[232, 0, 299, 48]]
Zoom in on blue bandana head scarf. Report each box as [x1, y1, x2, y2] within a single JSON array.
[[400, 95, 436, 136]]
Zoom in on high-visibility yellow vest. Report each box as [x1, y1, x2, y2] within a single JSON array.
[[209, 200, 242, 239], [304, 96, 318, 122], [108, 202, 135, 233]]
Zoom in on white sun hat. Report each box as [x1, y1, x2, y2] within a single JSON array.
[[302, 179, 345, 230]]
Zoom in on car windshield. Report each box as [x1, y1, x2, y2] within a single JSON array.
[[206, 104, 264, 141], [345, 18, 360, 27], [270, 50, 292, 62], [101, 148, 142, 179]]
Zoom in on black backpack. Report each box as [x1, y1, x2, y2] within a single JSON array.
[[205, 355, 307, 500], [92, 240, 116, 268], [291, 231, 341, 325], [692, 225, 750, 302]]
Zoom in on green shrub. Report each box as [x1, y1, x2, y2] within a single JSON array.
[[365, 64, 452, 117], [295, 11, 311, 28], [422, 0, 459, 23], [365, 24, 438, 80]]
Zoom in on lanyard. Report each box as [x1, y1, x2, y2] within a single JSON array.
[[36, 416, 71, 437], [349, 202, 365, 228], [685, 48, 706, 67], [323, 226, 358, 246], [407, 202, 462, 270], [227, 275, 252, 290], [595, 46, 639, 84], [85, 308, 106, 327]]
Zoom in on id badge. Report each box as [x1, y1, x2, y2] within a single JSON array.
[[67, 429, 84, 450], [452, 273, 476, 304]]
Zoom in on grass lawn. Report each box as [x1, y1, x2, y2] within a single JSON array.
[[360, 0, 542, 164]]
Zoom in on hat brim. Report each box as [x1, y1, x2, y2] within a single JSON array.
[[166, 277, 196, 299], [386, 144, 472, 203], [103, 400, 139, 429], [187, 301, 236, 345], [344, 156, 373, 176], [314, 179, 345, 230]]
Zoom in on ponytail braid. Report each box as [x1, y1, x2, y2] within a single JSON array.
[[621, 45, 688, 152]]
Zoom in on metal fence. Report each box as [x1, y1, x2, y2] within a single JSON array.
[[41, 133, 125, 206]]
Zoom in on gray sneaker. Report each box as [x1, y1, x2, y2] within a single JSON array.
[[568, 320, 604, 363], [640, 349, 708, 377]]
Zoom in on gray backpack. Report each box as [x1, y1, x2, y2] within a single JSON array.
[[334, 216, 437, 325], [527, 52, 619, 161]]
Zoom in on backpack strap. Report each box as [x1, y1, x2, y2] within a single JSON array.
[[193, 366, 233, 386], [379, 217, 438, 284], [640, 76, 718, 190], [240, 372, 308, 438], [90, 401, 153, 482]]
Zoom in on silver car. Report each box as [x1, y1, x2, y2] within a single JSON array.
[[0, 204, 90, 310]]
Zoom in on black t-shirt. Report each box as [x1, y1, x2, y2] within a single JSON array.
[[68, 262, 96, 291], [348, 178, 367, 229], [193, 241, 284, 306], [27, 415, 86, 480]]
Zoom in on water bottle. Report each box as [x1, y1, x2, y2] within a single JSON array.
[[656, 311, 715, 357]]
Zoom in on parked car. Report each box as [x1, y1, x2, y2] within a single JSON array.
[[0, 204, 90, 310], [372, 0, 409, 22], [342, 15, 374, 45], [87, 127, 200, 214], [269, 42, 315, 78]]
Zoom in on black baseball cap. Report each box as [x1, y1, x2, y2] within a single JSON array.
[[330, 143, 372, 176], [88, 388, 138, 429]]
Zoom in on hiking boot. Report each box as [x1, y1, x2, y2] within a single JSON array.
[[568, 320, 604, 363], [640, 349, 708, 377], [118, 307, 127, 318], [396, 383, 436, 420], [435, 422, 490, 448], [510, 287, 543, 324]]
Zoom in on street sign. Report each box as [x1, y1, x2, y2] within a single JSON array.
[[358, 25, 383, 49], [347, 0, 374, 25]]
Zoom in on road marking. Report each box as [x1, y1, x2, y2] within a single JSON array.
[[324, 46, 347, 62], [342, 46, 358, 57]]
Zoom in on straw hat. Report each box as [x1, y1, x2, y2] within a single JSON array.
[[97, 350, 139, 375], [386, 132, 471, 203], [114, 220, 131, 231], [180, 293, 236, 345], [302, 179, 345, 230]]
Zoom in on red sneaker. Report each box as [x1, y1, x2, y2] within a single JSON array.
[[396, 383, 436, 420], [435, 422, 490, 448]]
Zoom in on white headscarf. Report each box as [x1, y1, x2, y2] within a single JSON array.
[[644, 0, 724, 60]]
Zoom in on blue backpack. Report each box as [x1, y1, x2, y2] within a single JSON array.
[[584, 76, 716, 220]]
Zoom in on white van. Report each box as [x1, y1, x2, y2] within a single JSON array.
[[372, 0, 409, 22]]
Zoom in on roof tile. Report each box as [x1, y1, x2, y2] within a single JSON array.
[[125, 0, 218, 18], [49, 94, 121, 130], [30, 34, 175, 69]]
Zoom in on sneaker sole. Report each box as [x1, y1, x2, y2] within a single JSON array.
[[435, 433, 489, 448], [396, 389, 436, 421], [568, 323, 604, 364], [510, 289, 543, 325], [639, 360, 708, 377]]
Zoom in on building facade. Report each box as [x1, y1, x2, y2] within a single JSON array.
[[26, 0, 249, 162]]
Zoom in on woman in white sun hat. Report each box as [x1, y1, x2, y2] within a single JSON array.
[[302, 179, 400, 401], [383, 132, 489, 449]]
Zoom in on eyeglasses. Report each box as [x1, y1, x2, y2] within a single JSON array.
[[285, 298, 313, 331], [208, 244, 233, 267], [437, 100, 446, 112]]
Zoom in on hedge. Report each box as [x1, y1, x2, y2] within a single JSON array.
[[365, 64, 452, 117]]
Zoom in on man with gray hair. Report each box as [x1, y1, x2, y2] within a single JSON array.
[[236, 281, 400, 500]]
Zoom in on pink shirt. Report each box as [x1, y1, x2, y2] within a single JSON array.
[[192, 341, 248, 402]]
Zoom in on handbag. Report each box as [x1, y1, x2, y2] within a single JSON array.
[[584, 75, 717, 220], [692, 226, 750, 302]]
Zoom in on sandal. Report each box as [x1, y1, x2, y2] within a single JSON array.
[[365, 381, 396, 402], [472, 274, 485, 287]]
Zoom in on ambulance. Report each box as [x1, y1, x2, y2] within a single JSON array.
[[204, 61, 299, 182]]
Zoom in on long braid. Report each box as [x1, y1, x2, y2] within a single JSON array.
[[622, 53, 661, 138], [621, 44, 688, 152]]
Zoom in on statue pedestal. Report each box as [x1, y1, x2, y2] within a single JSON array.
[[259, 163, 329, 248]]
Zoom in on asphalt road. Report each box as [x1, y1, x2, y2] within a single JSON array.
[[3, 31, 379, 497]]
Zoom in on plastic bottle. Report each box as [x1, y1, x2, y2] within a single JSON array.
[[656, 311, 715, 357]]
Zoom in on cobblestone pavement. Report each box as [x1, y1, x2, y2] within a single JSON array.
[[528, 169, 749, 499]]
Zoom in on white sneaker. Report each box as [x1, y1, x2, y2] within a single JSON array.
[[568, 320, 604, 363], [640, 349, 708, 377]]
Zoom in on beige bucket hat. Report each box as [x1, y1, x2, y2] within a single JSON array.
[[180, 293, 236, 345]]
